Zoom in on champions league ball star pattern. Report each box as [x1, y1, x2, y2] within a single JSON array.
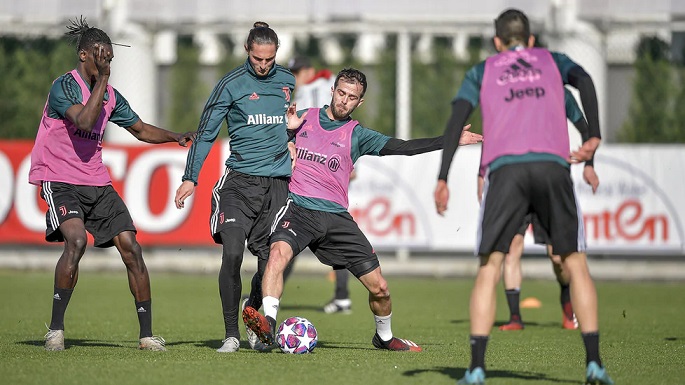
[[276, 316, 318, 354]]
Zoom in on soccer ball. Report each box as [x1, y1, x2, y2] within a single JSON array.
[[276, 316, 318, 354]]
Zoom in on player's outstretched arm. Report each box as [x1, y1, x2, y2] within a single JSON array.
[[125, 120, 196, 146], [379, 125, 480, 156]]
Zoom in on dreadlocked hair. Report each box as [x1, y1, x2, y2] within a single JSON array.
[[65, 16, 112, 52]]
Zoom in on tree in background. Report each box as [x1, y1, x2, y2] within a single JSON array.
[[166, 37, 207, 133], [673, 47, 685, 136], [618, 36, 680, 142], [0, 38, 72, 139]]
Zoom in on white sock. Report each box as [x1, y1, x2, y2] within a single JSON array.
[[262, 296, 280, 321], [374, 313, 392, 341], [334, 298, 352, 307]]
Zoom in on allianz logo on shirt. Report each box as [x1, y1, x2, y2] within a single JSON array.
[[247, 114, 285, 125]]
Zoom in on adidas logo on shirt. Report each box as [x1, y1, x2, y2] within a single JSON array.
[[137, 307, 147, 313], [299, 131, 308, 138], [249, 92, 259, 100]]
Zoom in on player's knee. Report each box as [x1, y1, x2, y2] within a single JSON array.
[[118, 237, 144, 266], [64, 235, 87, 256], [368, 277, 390, 300], [268, 242, 293, 268], [549, 254, 562, 265]]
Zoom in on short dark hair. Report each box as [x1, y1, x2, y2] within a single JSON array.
[[246, 21, 279, 50], [494, 9, 530, 46], [288, 56, 312, 73], [334, 68, 368, 97], [65, 16, 112, 52]]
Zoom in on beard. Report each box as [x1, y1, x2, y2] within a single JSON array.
[[330, 103, 351, 120]]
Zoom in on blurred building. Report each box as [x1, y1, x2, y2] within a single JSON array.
[[1, 0, 684, 142]]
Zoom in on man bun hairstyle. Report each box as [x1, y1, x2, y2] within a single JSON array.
[[494, 9, 530, 47], [246, 21, 279, 50], [65, 16, 112, 52]]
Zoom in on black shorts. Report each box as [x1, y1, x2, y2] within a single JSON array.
[[39, 181, 136, 248], [516, 213, 549, 245], [210, 168, 289, 260], [269, 200, 380, 279], [478, 162, 585, 256]]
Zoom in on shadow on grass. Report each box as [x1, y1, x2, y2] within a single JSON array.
[[403, 366, 580, 383], [17, 339, 123, 349], [280, 304, 328, 312], [167, 339, 374, 352], [489, 320, 574, 330], [450, 319, 468, 325]]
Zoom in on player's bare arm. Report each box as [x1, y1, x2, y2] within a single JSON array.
[[65, 44, 112, 132], [434, 180, 450, 216], [125, 120, 196, 146], [477, 175, 485, 204], [175, 180, 196, 209], [583, 165, 600, 193]]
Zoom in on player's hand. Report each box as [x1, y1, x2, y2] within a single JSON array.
[[288, 141, 297, 171], [434, 180, 450, 216], [583, 166, 599, 193], [178, 131, 196, 147], [93, 44, 112, 77], [569, 137, 600, 163], [175, 180, 195, 209], [286, 103, 307, 130], [458, 124, 482, 146]]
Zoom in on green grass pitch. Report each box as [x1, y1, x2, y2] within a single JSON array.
[[1, 269, 684, 384]]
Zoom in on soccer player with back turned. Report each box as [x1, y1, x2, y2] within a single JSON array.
[[434, 9, 613, 385]]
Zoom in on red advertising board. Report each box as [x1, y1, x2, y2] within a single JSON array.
[[0, 141, 223, 246]]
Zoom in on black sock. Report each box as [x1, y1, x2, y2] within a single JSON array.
[[469, 335, 489, 371], [247, 259, 268, 311], [136, 300, 152, 338], [560, 284, 573, 319], [334, 269, 350, 300], [504, 289, 522, 322], [218, 230, 245, 340], [582, 331, 602, 367], [49, 287, 74, 330]]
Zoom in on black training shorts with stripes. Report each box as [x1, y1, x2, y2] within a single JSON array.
[[269, 200, 380, 279], [40, 181, 136, 248], [478, 161, 585, 257], [210, 168, 289, 260]]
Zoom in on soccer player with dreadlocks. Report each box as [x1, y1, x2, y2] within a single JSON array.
[[30, 16, 195, 352]]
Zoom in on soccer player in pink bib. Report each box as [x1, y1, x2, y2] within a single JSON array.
[[243, 68, 482, 352], [30, 17, 194, 352], [434, 9, 613, 385]]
